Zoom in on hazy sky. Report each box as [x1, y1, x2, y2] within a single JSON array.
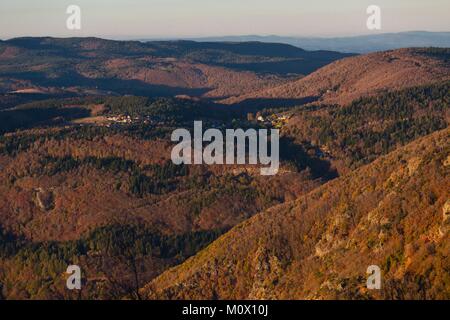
[[1, 0, 449, 39]]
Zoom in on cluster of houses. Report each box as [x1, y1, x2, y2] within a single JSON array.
[[256, 113, 292, 129], [105, 114, 152, 126], [106, 115, 133, 124]]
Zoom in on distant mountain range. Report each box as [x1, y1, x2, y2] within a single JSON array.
[[0, 37, 351, 109], [177, 31, 450, 54]]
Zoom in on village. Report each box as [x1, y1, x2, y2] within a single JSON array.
[[105, 114, 153, 126], [253, 112, 292, 129], [72, 113, 154, 127]]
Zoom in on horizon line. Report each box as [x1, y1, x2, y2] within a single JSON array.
[[2, 30, 450, 42]]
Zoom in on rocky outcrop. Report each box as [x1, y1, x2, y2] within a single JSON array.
[[439, 200, 450, 237], [248, 247, 283, 299], [34, 188, 55, 211]]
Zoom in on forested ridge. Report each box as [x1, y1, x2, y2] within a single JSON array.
[[285, 81, 449, 170]]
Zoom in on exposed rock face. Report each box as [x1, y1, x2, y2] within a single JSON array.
[[248, 247, 283, 299], [34, 188, 55, 211], [439, 200, 450, 237]]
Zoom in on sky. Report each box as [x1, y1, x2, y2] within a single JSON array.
[[1, 0, 449, 39]]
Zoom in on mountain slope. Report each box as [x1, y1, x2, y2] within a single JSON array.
[[141, 128, 450, 300], [226, 48, 450, 106], [282, 81, 449, 173]]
